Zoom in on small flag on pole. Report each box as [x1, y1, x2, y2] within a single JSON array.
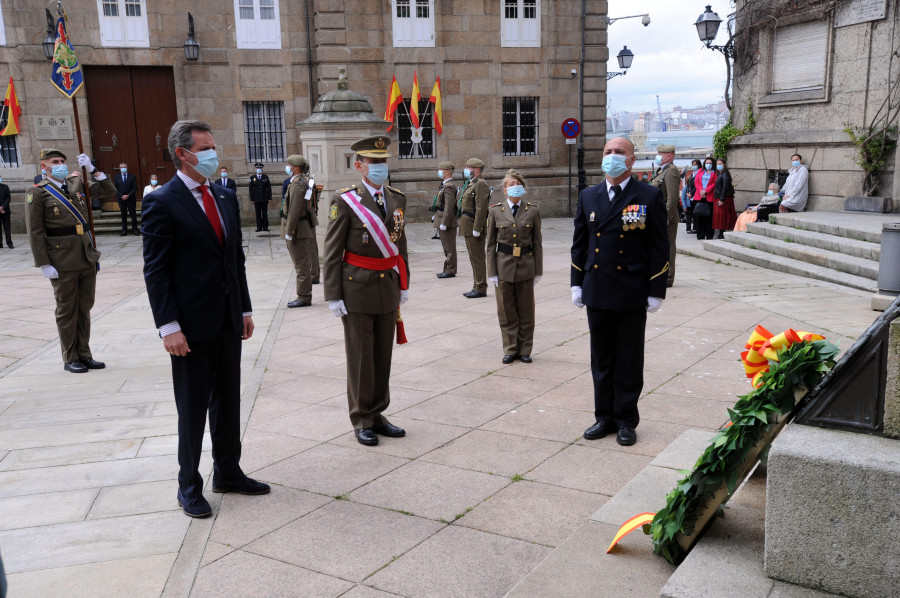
[[410, 72, 421, 129], [428, 77, 443, 135], [50, 5, 84, 99], [0, 78, 22, 136], [384, 75, 404, 133]]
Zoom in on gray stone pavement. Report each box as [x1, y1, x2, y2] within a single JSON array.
[[0, 219, 877, 597]]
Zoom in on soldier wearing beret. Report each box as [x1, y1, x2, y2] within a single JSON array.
[[249, 162, 272, 232], [435, 160, 458, 278], [25, 148, 117, 373], [457, 157, 491, 298], [323, 136, 410, 447], [283, 154, 318, 308], [486, 169, 543, 363], [649, 144, 680, 287]]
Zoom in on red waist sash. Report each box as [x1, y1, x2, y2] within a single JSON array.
[[343, 251, 408, 290]]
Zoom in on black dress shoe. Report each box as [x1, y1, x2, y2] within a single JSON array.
[[583, 420, 615, 440], [133, 230, 141, 236], [312, 280, 320, 285], [177, 489, 212, 518], [617, 426, 637, 446], [119, 231, 128, 236], [64, 360, 88, 373], [373, 421, 406, 437], [436, 272, 455, 279], [502, 355, 516, 364], [212, 476, 271, 495], [6, 243, 12, 249], [287, 299, 311, 308], [81, 358, 106, 370], [431, 234, 440, 240], [463, 290, 487, 298], [355, 428, 379, 446], [520, 355, 532, 363]]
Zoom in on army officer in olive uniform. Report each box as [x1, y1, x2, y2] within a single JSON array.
[[486, 169, 543, 364], [435, 160, 458, 278], [25, 148, 117, 373], [649, 144, 681, 287], [458, 157, 491, 298], [323, 136, 410, 447], [283, 154, 316, 308]]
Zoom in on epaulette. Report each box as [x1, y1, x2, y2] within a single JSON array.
[[36, 179, 49, 187], [386, 185, 405, 196], [337, 185, 358, 193], [490, 202, 502, 208]]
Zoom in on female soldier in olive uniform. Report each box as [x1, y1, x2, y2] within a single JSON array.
[[486, 169, 543, 364]]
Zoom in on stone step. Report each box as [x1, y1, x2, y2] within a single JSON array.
[[718, 231, 879, 280], [769, 212, 887, 243], [701, 240, 878, 293], [745, 221, 881, 261]]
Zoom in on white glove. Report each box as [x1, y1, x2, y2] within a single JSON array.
[[328, 300, 347, 318], [489, 276, 499, 287], [647, 297, 664, 313], [439, 224, 447, 231], [472, 230, 481, 237], [41, 265, 59, 279], [533, 275, 542, 286], [285, 235, 292, 241], [77, 153, 93, 169], [431, 215, 435, 222], [399, 290, 409, 305], [571, 286, 584, 308]]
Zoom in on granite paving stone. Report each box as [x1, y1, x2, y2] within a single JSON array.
[[392, 393, 519, 428], [328, 417, 469, 459], [420, 429, 566, 477], [528, 444, 653, 496], [87, 480, 179, 519], [479, 403, 586, 443], [209, 487, 331, 548], [0, 488, 99, 530]]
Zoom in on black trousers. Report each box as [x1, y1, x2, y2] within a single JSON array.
[[693, 206, 714, 239], [253, 202, 269, 231], [119, 197, 138, 232], [586, 306, 646, 428], [0, 210, 11, 245], [171, 326, 243, 498]]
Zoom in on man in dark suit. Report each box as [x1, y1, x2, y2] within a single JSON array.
[[114, 162, 139, 235], [213, 166, 237, 195], [33, 168, 47, 185], [570, 136, 669, 447], [0, 176, 12, 248], [142, 120, 269, 519]]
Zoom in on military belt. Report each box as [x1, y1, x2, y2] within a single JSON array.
[[496, 242, 533, 257], [46, 225, 82, 237], [461, 210, 475, 218]]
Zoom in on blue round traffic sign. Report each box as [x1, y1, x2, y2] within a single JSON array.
[[561, 118, 581, 139]]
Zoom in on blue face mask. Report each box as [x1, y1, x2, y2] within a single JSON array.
[[705, 163, 713, 171], [767, 190, 775, 196], [51, 164, 69, 180], [151, 179, 158, 186], [121, 168, 127, 174], [220, 172, 228, 178], [463, 168, 472, 179], [716, 164, 724, 171], [285, 165, 293, 175], [41, 168, 47, 175], [438, 170, 445, 179], [792, 160, 801, 168], [256, 169, 262, 175], [507, 185, 525, 198], [654, 155, 662, 164], [184, 148, 219, 179], [601, 153, 630, 178], [366, 163, 389, 186]]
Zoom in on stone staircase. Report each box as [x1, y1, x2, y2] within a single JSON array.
[[698, 212, 891, 293], [89, 209, 140, 235]]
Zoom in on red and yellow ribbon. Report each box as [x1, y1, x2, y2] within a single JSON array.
[[606, 512, 656, 553], [740, 325, 825, 388]]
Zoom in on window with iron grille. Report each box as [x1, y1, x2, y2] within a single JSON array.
[[398, 99, 435, 159], [0, 135, 20, 168], [243, 101, 286, 163], [502, 97, 538, 156]]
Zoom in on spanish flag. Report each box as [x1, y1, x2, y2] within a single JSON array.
[[428, 77, 443, 135], [384, 75, 404, 132], [0, 77, 21, 137], [410, 72, 421, 129]]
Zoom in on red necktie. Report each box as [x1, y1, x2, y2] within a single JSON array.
[[200, 184, 225, 246]]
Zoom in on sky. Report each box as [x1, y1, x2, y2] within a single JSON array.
[[605, 0, 733, 115]]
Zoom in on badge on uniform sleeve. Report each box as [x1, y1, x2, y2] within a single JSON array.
[[26, 193, 33, 204], [329, 205, 338, 220]]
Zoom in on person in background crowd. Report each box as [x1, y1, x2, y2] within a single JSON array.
[[458, 158, 491, 298], [780, 154, 809, 213], [683, 159, 701, 234], [734, 182, 781, 232], [649, 144, 680, 288], [712, 158, 736, 239], [33, 168, 47, 185], [0, 175, 12, 248], [756, 182, 782, 223], [249, 162, 272, 232], [283, 155, 316, 308], [114, 161, 138, 236], [214, 166, 237, 195], [486, 169, 542, 364], [435, 161, 458, 278], [143, 174, 162, 198], [692, 157, 717, 240]]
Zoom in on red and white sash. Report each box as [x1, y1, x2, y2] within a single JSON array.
[[340, 188, 399, 275]]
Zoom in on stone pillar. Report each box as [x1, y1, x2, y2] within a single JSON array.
[[882, 319, 900, 438]]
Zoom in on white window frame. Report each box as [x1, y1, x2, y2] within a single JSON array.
[[391, 0, 435, 48], [234, 0, 282, 50], [772, 20, 828, 93], [0, 1, 7, 46], [97, 0, 150, 48], [501, 0, 540, 48]]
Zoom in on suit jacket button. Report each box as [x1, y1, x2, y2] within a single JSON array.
[[595, 248, 599, 253], [620, 234, 624, 239], [617, 266, 622, 270], [619, 250, 624, 255], [596, 233, 601, 237], [593, 264, 598, 269], [379, 273, 384, 278]]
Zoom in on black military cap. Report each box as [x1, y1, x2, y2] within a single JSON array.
[[254, 162, 264, 168]]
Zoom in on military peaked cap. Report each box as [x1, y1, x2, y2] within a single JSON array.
[[465, 158, 484, 168], [352, 136, 392, 158], [40, 148, 67, 160]]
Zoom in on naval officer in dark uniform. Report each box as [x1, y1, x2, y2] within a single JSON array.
[[323, 136, 410, 447], [570, 136, 669, 446], [25, 148, 117, 373]]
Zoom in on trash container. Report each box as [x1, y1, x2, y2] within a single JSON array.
[[878, 223, 900, 294]]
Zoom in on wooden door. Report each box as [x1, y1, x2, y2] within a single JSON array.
[[83, 66, 178, 207]]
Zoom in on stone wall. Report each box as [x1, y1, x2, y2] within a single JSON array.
[[729, 0, 898, 212]]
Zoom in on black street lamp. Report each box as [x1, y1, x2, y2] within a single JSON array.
[[183, 13, 200, 61], [42, 9, 55, 60], [694, 5, 735, 110], [607, 46, 634, 80]]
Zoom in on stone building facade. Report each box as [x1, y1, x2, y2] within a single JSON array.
[[728, 0, 899, 211], [0, 0, 611, 230]]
